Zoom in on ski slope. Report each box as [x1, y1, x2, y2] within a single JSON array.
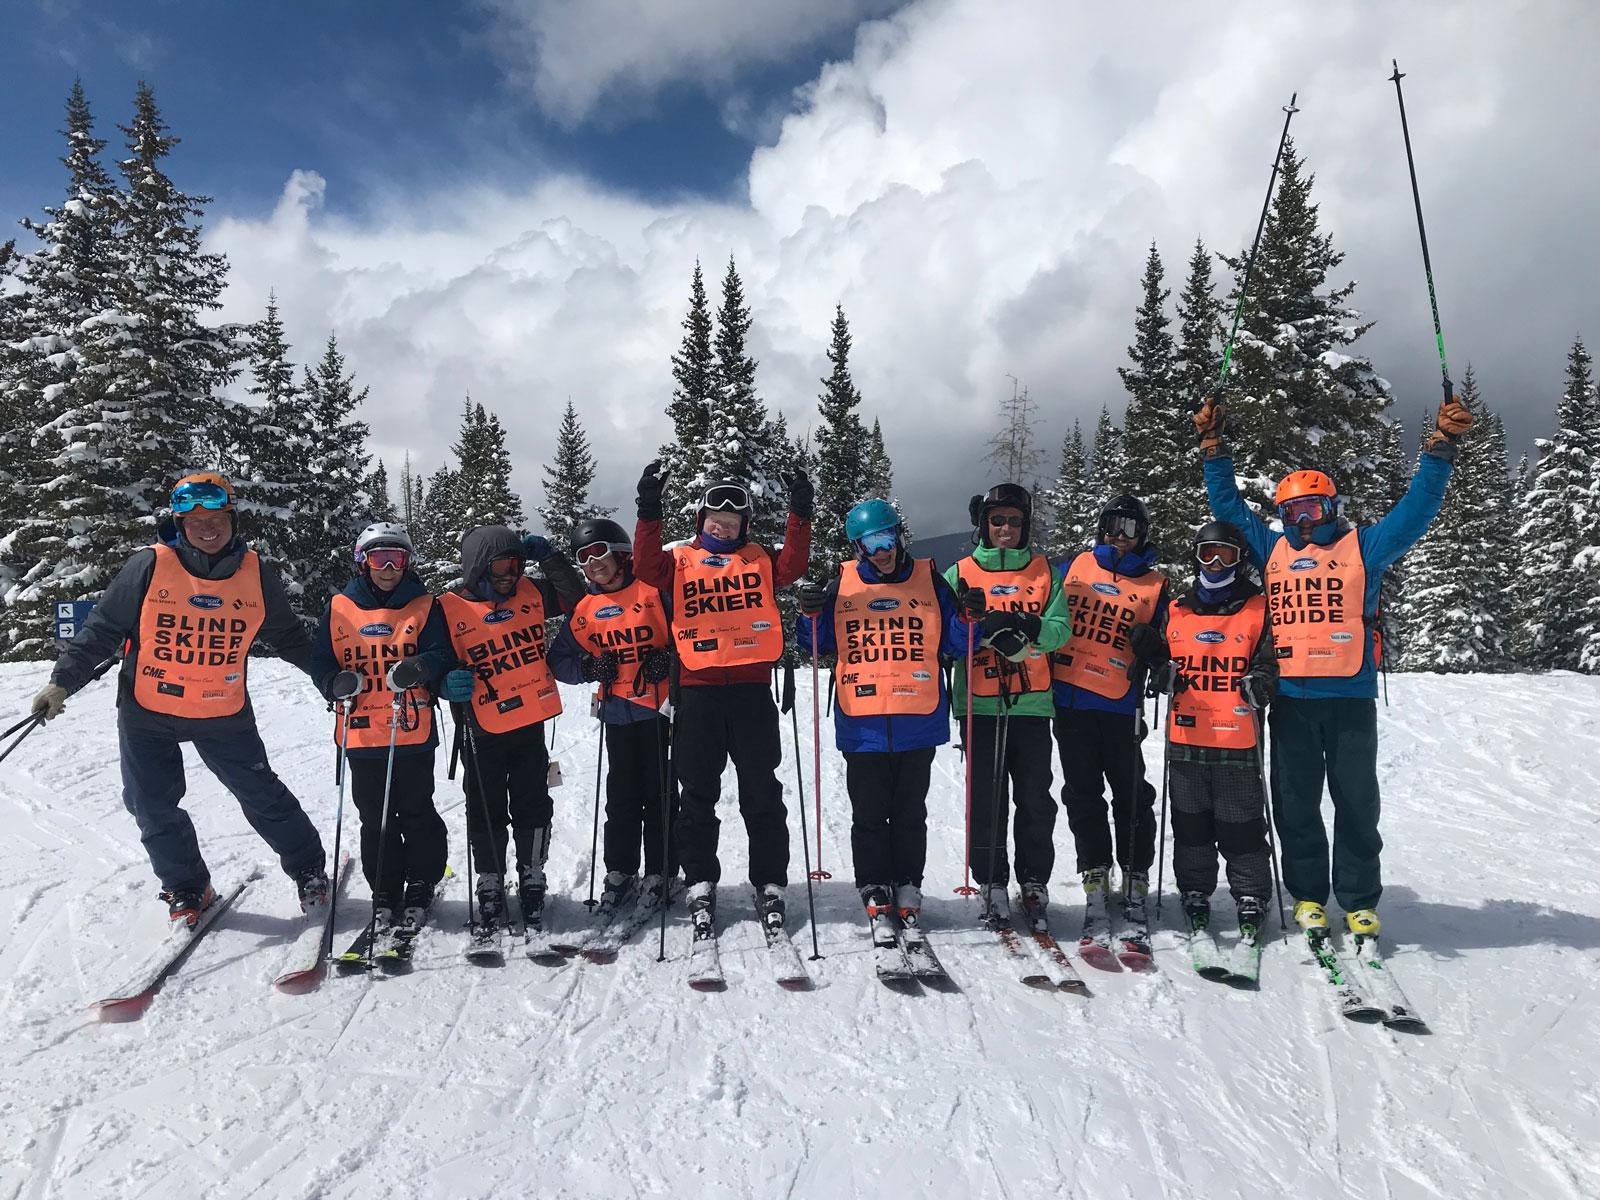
[[2, 662, 1598, 1199]]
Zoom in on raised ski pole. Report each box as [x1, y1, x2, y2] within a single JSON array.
[[1249, 705, 1288, 932], [1153, 693, 1170, 919], [953, 619, 979, 897], [323, 674, 360, 957], [783, 662, 824, 961], [1215, 91, 1300, 393], [807, 619, 831, 881], [1389, 60, 1453, 405], [584, 688, 608, 910], [0, 713, 45, 768]]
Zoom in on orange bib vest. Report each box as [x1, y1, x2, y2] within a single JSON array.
[[133, 543, 266, 718], [1051, 551, 1166, 700], [833, 557, 942, 718], [328, 592, 435, 750], [569, 577, 671, 713], [955, 553, 1053, 698], [1265, 532, 1368, 678], [440, 578, 563, 733], [670, 542, 785, 672], [1165, 596, 1268, 750]]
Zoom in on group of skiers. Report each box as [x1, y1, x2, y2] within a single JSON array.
[[28, 388, 1474, 978]]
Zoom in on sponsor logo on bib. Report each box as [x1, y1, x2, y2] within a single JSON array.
[[359, 622, 394, 637], [188, 595, 223, 610], [1091, 581, 1121, 596], [595, 604, 624, 619]]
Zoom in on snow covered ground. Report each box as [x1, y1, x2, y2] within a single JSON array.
[[2, 662, 1598, 1199]]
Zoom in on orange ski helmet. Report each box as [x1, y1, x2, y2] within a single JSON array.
[[1273, 470, 1336, 506], [170, 472, 236, 515]]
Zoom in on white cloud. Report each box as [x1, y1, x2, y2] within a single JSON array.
[[211, 0, 1600, 537]]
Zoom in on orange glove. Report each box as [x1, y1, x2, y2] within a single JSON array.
[[1424, 396, 1472, 453], [1193, 396, 1227, 452]]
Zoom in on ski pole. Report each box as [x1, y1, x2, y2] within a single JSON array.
[[1249, 705, 1287, 932], [584, 688, 607, 910], [807, 619, 830, 881], [460, 715, 503, 935], [1154, 693, 1169, 919], [0, 714, 44, 768], [2, 712, 41, 740], [654, 711, 672, 962], [1123, 699, 1142, 907], [365, 667, 412, 964], [1215, 91, 1300, 393], [1389, 60, 1453, 406], [783, 663, 824, 961], [324, 672, 361, 957], [982, 668, 1012, 922], [954, 623, 978, 897]]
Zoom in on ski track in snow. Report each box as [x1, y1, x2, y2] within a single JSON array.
[[1, 666, 1598, 1198]]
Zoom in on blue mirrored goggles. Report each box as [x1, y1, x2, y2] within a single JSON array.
[[171, 482, 232, 513], [855, 528, 899, 556]]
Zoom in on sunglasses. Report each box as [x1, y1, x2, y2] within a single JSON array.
[[171, 481, 232, 513], [856, 529, 898, 555], [575, 541, 619, 566], [1099, 515, 1141, 540], [490, 554, 524, 574], [359, 548, 410, 571], [987, 514, 1024, 529], [1195, 541, 1240, 568], [702, 485, 751, 512], [1279, 496, 1331, 524]]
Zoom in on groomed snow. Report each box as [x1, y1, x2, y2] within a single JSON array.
[[2, 663, 1598, 1199]]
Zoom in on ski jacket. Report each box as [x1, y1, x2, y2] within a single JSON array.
[[1204, 451, 1452, 700], [1051, 547, 1168, 714], [942, 545, 1071, 720], [796, 554, 970, 753], [311, 573, 451, 759], [632, 514, 812, 688], [50, 524, 312, 741], [549, 570, 673, 727]]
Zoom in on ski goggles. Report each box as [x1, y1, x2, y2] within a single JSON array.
[[1195, 541, 1241, 568], [987, 514, 1024, 529], [489, 554, 524, 575], [855, 528, 899, 556], [1099, 514, 1142, 540], [575, 540, 627, 566], [701, 484, 751, 512], [357, 547, 410, 571], [170, 481, 232, 513], [1279, 495, 1333, 525]]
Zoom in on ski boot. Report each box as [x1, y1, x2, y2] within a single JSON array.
[[160, 884, 217, 930], [476, 872, 507, 929], [894, 883, 923, 930], [293, 864, 331, 913], [981, 882, 1012, 927], [755, 883, 787, 934], [1293, 900, 1330, 940], [638, 873, 669, 911], [518, 864, 547, 928], [1018, 882, 1049, 933], [1117, 870, 1153, 965], [1181, 890, 1211, 933], [399, 880, 435, 933], [861, 884, 897, 946], [1346, 908, 1380, 939], [687, 881, 717, 942], [1236, 895, 1266, 939], [598, 871, 637, 918], [371, 892, 398, 937]]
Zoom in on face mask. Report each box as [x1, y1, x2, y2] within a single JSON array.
[[1200, 565, 1237, 590]]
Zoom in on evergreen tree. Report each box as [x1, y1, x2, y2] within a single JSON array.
[[1517, 337, 1596, 669], [863, 418, 894, 499], [413, 465, 460, 591], [658, 260, 715, 541], [367, 460, 397, 522], [1040, 420, 1093, 560], [1118, 241, 1197, 564], [1085, 404, 1127, 512], [812, 305, 870, 574], [538, 398, 613, 548], [1175, 236, 1224, 408], [1217, 138, 1394, 520], [229, 292, 301, 573], [453, 400, 524, 532]]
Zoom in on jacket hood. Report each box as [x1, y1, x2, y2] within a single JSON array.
[[460, 525, 523, 593], [343, 570, 430, 610]]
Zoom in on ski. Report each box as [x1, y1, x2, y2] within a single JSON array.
[[274, 855, 356, 993], [463, 921, 505, 966], [760, 923, 813, 991], [1077, 883, 1120, 972], [1013, 896, 1088, 995], [687, 923, 724, 991], [990, 914, 1054, 990], [1186, 913, 1228, 980], [94, 878, 250, 1018], [897, 924, 954, 987], [584, 893, 667, 963], [376, 908, 434, 974], [1351, 935, 1427, 1031], [1223, 928, 1263, 987], [1305, 931, 1385, 1023], [336, 921, 384, 974], [522, 893, 568, 965]]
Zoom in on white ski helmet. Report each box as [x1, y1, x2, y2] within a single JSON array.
[[354, 521, 414, 561]]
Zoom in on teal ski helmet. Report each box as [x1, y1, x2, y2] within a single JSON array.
[[845, 498, 899, 542]]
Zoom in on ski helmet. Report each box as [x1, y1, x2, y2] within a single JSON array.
[[696, 480, 753, 539], [845, 498, 899, 542], [354, 522, 414, 556], [1192, 520, 1248, 565], [570, 517, 631, 561], [969, 482, 1033, 547], [1274, 469, 1338, 529], [1096, 495, 1152, 552], [170, 472, 235, 515]]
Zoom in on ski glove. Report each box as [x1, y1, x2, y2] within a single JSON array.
[[980, 609, 1041, 644], [442, 668, 477, 703], [386, 656, 429, 692], [639, 646, 673, 685], [1149, 660, 1189, 696], [1424, 396, 1474, 456], [636, 460, 667, 521], [1193, 396, 1227, 454], [580, 650, 619, 685], [785, 472, 815, 520], [956, 581, 986, 623], [520, 533, 553, 562], [1239, 672, 1274, 710], [796, 579, 828, 616], [30, 683, 67, 721], [986, 627, 1032, 663], [328, 670, 362, 702], [1128, 622, 1169, 666]]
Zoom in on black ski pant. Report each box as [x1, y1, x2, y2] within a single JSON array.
[[966, 712, 1055, 888], [1269, 696, 1382, 912], [673, 683, 789, 889], [462, 720, 552, 875], [118, 718, 324, 893], [1053, 707, 1157, 876], [349, 752, 448, 901], [603, 714, 678, 878], [844, 747, 934, 890], [1169, 757, 1271, 902]]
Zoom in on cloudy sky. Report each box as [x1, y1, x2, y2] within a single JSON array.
[[7, 0, 1597, 535]]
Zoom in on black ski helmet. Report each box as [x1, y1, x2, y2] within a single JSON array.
[[569, 517, 631, 557], [695, 479, 754, 541], [1192, 519, 1248, 558], [969, 482, 1033, 547], [1096, 495, 1152, 552]]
